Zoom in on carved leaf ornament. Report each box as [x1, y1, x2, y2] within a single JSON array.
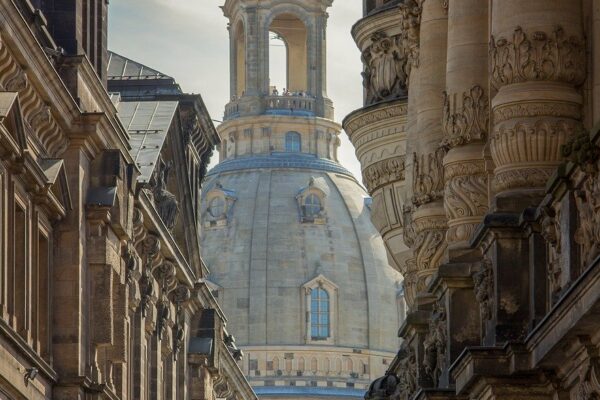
[[442, 85, 489, 148], [490, 26, 585, 90]]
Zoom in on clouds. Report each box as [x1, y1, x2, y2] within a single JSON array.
[[109, 0, 364, 179]]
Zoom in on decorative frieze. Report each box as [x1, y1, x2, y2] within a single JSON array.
[[344, 102, 408, 135], [491, 118, 578, 191], [442, 85, 488, 148], [489, 26, 586, 90], [493, 101, 582, 124], [362, 155, 406, 193]]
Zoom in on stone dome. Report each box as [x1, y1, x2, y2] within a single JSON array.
[[200, 151, 404, 397]]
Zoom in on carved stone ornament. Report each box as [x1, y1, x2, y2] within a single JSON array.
[[362, 31, 409, 105], [365, 374, 399, 400], [491, 118, 577, 191], [473, 257, 494, 322], [574, 173, 600, 268], [412, 148, 446, 206], [214, 376, 233, 399], [172, 318, 186, 362], [152, 155, 179, 230], [561, 130, 600, 172], [444, 169, 488, 244], [139, 273, 154, 317], [540, 206, 563, 300], [423, 301, 447, 388], [171, 285, 191, 305], [577, 358, 600, 400], [442, 85, 489, 148], [489, 26, 586, 90], [156, 298, 171, 340], [391, 344, 417, 400], [155, 262, 177, 292], [412, 225, 446, 274], [398, 0, 423, 71], [363, 156, 406, 193]]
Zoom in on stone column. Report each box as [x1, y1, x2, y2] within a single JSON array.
[[442, 0, 490, 254], [244, 7, 260, 97], [489, 0, 584, 209], [407, 0, 448, 295]]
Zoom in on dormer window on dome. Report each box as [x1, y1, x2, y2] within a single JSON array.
[[304, 194, 322, 218], [285, 131, 301, 153], [296, 177, 328, 224], [204, 182, 236, 228], [208, 197, 226, 218]]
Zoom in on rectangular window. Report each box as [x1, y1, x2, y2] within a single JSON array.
[[310, 288, 330, 340], [34, 226, 51, 359], [13, 203, 28, 340]]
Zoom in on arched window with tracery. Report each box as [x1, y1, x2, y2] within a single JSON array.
[[310, 288, 330, 340], [285, 131, 301, 152]]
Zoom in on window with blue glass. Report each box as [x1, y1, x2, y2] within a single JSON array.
[[285, 131, 301, 152], [310, 288, 329, 340]]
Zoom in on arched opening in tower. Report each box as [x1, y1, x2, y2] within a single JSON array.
[[268, 13, 308, 96], [234, 19, 245, 98], [269, 32, 287, 95]]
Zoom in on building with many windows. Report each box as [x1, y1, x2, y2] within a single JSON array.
[[199, 1, 406, 399], [0, 1, 255, 399]]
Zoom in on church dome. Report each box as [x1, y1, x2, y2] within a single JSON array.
[[200, 149, 403, 397], [202, 1, 405, 397]]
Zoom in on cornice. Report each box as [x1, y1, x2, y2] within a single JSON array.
[[343, 99, 408, 139], [352, 5, 402, 50]]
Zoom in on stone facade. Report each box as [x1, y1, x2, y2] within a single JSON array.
[[0, 1, 255, 399], [344, 1, 600, 399], [199, 1, 406, 399]]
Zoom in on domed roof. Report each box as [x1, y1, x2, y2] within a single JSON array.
[[200, 156, 403, 396]]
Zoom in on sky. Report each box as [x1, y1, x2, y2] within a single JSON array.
[[108, 0, 365, 179]]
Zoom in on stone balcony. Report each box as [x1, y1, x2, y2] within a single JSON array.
[[224, 94, 333, 120]]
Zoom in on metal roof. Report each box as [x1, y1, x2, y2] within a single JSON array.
[[116, 101, 179, 183], [107, 52, 172, 80]]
